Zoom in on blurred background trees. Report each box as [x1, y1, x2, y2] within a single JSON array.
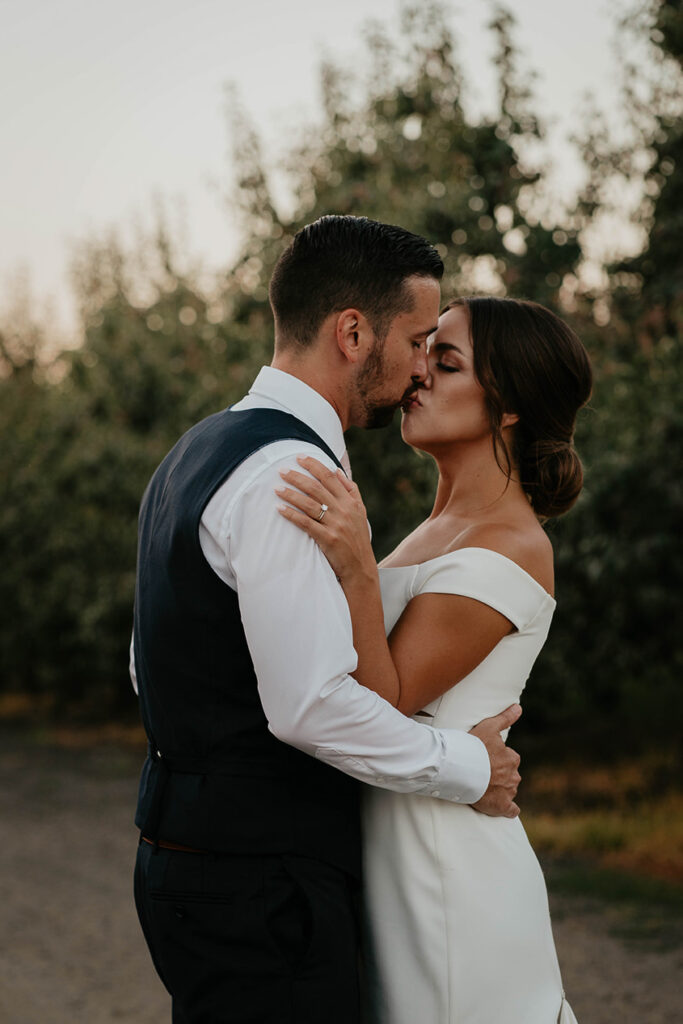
[[0, 1, 680, 757]]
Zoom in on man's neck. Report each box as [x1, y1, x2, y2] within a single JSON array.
[[270, 354, 350, 430]]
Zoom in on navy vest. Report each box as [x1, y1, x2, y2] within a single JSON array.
[[133, 407, 361, 877]]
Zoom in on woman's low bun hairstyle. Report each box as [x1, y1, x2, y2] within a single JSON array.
[[520, 438, 584, 519], [443, 297, 593, 519]]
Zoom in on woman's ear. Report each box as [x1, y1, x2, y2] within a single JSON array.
[[501, 411, 519, 429]]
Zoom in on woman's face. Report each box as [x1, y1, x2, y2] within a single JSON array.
[[400, 305, 491, 452]]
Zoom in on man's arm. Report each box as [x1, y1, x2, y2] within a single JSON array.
[[225, 447, 493, 806]]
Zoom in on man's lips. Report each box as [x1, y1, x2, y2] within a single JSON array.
[[401, 393, 422, 412]]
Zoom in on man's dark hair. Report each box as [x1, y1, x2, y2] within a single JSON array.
[[269, 215, 444, 347]]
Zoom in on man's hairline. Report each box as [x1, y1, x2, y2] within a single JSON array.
[[273, 270, 440, 350]]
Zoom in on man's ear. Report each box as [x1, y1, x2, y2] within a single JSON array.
[[335, 309, 372, 364], [501, 411, 519, 429]]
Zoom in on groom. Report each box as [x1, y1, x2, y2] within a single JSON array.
[[132, 215, 522, 1024]]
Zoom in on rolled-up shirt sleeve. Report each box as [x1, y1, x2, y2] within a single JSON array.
[[228, 451, 490, 805]]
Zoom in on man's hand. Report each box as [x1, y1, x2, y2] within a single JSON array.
[[469, 704, 522, 818]]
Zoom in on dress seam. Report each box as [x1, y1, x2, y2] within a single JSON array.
[[429, 797, 453, 1021]]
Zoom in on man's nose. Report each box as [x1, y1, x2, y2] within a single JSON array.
[[412, 348, 430, 384], [412, 360, 432, 389]]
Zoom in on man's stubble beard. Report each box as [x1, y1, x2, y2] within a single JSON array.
[[355, 336, 410, 430]]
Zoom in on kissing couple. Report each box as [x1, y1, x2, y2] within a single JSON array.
[[131, 215, 590, 1022]]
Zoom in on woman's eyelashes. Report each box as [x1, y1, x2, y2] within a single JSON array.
[[436, 361, 459, 373]]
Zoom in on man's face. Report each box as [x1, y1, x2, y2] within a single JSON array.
[[352, 275, 441, 429]]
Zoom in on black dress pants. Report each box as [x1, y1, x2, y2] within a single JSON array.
[[134, 838, 361, 1024]]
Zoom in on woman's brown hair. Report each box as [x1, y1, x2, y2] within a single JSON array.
[[443, 297, 593, 518]]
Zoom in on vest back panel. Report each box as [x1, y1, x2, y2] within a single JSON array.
[[133, 407, 360, 876]]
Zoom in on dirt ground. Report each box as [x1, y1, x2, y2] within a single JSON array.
[[0, 737, 681, 1024]]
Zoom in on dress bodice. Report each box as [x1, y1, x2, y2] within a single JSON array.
[[378, 547, 556, 733]]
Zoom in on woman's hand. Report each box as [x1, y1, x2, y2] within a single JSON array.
[[275, 456, 376, 585], [277, 455, 398, 705]]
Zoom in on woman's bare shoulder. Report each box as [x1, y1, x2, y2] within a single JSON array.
[[454, 519, 554, 596]]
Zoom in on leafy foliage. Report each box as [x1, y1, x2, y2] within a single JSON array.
[[524, 0, 683, 751], [224, 3, 583, 561], [0, 2, 681, 752]]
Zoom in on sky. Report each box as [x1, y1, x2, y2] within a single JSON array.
[[1, 0, 624, 339]]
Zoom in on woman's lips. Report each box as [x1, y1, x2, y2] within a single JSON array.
[[401, 394, 422, 412]]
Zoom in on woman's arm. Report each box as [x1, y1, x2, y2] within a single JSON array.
[[385, 593, 512, 716], [276, 457, 514, 717], [276, 458, 401, 707]]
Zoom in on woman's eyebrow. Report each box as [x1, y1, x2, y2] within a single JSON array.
[[432, 341, 465, 355]]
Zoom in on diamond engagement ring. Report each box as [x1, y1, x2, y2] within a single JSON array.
[[317, 503, 329, 522]]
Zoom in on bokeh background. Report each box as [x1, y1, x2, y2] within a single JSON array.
[[1, 1, 681, 1021]]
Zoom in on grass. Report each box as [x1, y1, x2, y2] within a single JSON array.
[[524, 794, 683, 882], [0, 692, 147, 749], [521, 754, 683, 883], [542, 857, 683, 951]]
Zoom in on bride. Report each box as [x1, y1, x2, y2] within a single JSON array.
[[276, 295, 592, 1023]]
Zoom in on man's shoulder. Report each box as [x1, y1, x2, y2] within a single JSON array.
[[203, 437, 339, 527]]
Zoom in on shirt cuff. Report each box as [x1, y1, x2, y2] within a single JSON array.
[[433, 729, 491, 804]]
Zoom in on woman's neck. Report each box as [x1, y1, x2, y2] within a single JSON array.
[[429, 438, 526, 522], [381, 439, 535, 568]]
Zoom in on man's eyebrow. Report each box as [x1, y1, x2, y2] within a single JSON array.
[[415, 324, 439, 338]]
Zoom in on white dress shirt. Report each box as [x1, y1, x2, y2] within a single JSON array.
[[131, 366, 490, 804]]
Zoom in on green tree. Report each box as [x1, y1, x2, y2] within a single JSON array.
[[1, 1, 680, 747], [224, 3, 582, 553], [0, 221, 271, 714], [523, 0, 683, 752]]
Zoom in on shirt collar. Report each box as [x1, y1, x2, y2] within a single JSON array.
[[248, 366, 347, 463]]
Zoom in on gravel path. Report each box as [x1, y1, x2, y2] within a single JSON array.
[[1, 739, 681, 1024]]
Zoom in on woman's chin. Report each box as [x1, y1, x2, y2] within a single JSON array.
[[400, 416, 428, 451]]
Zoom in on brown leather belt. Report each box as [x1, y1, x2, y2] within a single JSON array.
[[142, 836, 206, 853]]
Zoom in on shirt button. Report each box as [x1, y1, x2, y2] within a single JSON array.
[[431, 789, 440, 797]]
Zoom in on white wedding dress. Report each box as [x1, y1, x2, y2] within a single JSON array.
[[363, 547, 577, 1023]]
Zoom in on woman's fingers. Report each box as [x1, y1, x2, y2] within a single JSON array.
[[275, 485, 326, 521], [276, 462, 370, 583], [279, 468, 330, 505], [277, 503, 313, 528], [277, 504, 322, 538], [336, 470, 356, 493], [281, 456, 359, 514], [296, 456, 349, 497], [276, 458, 366, 566]]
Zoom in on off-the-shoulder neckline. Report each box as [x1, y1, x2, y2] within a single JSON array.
[[378, 546, 556, 602]]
